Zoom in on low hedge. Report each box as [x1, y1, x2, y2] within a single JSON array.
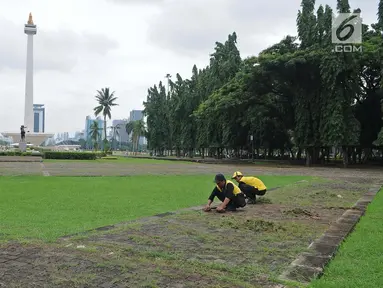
[[0, 151, 41, 156], [43, 151, 98, 160], [0, 150, 108, 160]]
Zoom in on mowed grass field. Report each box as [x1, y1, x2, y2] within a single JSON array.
[[310, 188, 383, 288], [0, 174, 311, 242]]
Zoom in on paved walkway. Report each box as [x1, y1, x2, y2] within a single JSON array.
[[0, 156, 42, 162]]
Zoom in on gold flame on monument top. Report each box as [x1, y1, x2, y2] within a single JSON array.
[[27, 12, 34, 25]]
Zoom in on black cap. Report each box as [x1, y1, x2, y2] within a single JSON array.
[[214, 173, 226, 183]]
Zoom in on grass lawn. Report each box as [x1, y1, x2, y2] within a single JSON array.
[[0, 175, 310, 242], [310, 188, 383, 288]]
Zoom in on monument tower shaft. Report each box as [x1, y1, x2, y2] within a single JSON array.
[[24, 13, 36, 132], [1, 13, 53, 147]]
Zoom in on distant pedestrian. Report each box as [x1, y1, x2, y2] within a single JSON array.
[[20, 125, 26, 142]]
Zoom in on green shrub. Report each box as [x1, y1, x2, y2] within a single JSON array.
[[97, 151, 108, 157], [0, 151, 41, 157], [43, 151, 97, 160], [33, 147, 49, 153]]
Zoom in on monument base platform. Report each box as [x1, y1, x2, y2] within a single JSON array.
[[19, 142, 27, 152], [2, 132, 54, 147]]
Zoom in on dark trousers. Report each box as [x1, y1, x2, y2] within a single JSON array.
[[256, 189, 266, 196], [241, 186, 267, 200], [226, 193, 246, 211]]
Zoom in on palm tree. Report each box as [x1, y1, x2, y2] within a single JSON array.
[[93, 88, 118, 150], [126, 120, 146, 154], [125, 121, 134, 153], [89, 120, 102, 151], [109, 125, 121, 150]]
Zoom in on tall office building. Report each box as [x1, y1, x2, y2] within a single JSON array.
[[112, 119, 129, 143], [128, 110, 146, 145], [63, 132, 69, 141], [33, 104, 45, 133], [129, 110, 143, 122]]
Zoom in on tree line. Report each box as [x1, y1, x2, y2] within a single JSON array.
[[143, 0, 383, 166]]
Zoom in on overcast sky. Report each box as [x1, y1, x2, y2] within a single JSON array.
[[0, 0, 377, 133]]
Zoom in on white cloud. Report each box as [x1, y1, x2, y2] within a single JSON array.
[[147, 0, 299, 56], [147, 0, 377, 56], [0, 17, 118, 72], [108, 0, 165, 4]]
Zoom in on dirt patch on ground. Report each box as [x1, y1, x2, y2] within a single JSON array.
[[283, 208, 319, 218], [0, 177, 377, 287]]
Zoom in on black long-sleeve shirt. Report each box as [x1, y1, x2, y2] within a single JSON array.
[[208, 182, 235, 202]]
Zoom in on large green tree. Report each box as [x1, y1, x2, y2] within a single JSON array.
[[142, 1, 383, 166]]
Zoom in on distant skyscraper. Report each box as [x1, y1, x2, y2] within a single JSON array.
[[74, 131, 85, 141], [128, 110, 145, 145], [112, 119, 129, 143], [85, 116, 104, 140], [33, 104, 45, 133], [129, 110, 143, 122]]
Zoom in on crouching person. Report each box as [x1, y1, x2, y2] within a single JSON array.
[[231, 171, 267, 204], [204, 173, 246, 213]]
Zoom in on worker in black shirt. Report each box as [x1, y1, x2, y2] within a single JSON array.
[[204, 173, 246, 212]]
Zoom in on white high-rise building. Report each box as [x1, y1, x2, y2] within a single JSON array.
[[33, 104, 45, 133]]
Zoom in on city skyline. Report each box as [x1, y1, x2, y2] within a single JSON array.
[[54, 109, 146, 140], [53, 109, 147, 146]]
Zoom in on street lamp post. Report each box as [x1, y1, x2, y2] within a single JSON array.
[[117, 124, 122, 150], [165, 74, 171, 93], [250, 134, 254, 162]]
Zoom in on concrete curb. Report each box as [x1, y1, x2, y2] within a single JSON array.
[[278, 184, 382, 285]]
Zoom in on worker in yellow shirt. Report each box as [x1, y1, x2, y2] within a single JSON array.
[[231, 171, 267, 204], [204, 173, 246, 213]]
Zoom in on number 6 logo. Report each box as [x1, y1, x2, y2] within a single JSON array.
[[336, 15, 357, 41], [332, 13, 362, 44]]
